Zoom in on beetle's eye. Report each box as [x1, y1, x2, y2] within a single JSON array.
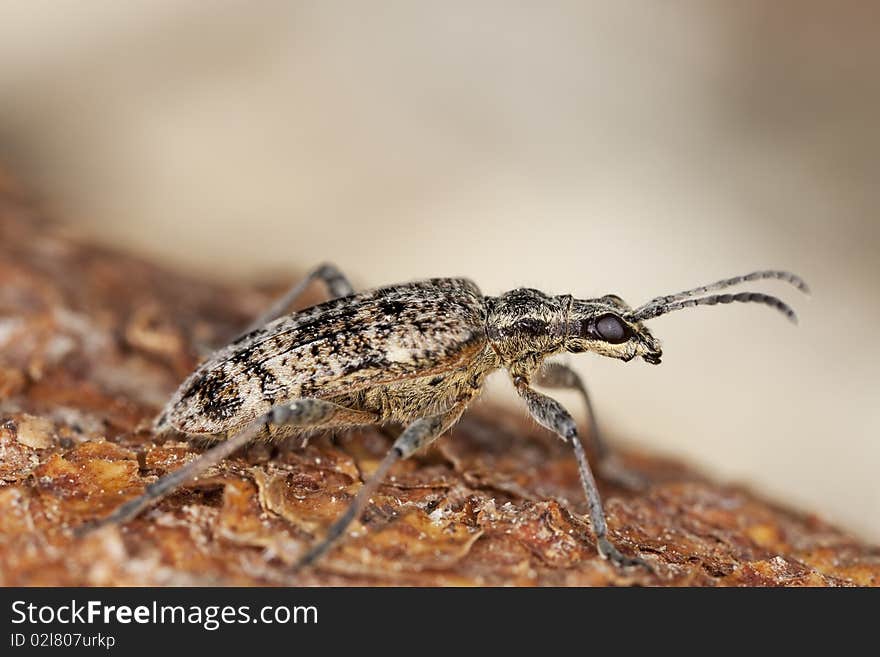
[[595, 314, 628, 344]]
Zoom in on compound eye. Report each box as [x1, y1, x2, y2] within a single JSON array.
[[595, 314, 628, 344]]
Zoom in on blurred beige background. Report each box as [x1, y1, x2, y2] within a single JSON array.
[[1, 1, 878, 539]]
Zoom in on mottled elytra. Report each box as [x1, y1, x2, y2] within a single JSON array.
[[79, 265, 808, 571]]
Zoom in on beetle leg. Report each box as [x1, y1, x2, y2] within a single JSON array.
[[238, 262, 354, 338], [514, 377, 652, 572], [534, 361, 648, 491], [76, 398, 373, 536], [294, 405, 465, 570]]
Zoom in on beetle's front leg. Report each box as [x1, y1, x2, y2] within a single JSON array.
[[534, 362, 648, 491], [513, 376, 651, 571]]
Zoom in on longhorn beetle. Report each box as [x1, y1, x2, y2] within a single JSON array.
[[80, 266, 808, 571]]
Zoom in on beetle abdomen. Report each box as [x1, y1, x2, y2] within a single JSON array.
[[156, 278, 488, 435]]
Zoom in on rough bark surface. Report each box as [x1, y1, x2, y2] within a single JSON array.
[[0, 173, 877, 586]]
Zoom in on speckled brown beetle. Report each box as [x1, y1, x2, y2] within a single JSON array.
[[80, 265, 808, 571]]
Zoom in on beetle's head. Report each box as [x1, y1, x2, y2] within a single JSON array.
[[485, 289, 664, 365], [565, 295, 663, 364], [564, 270, 809, 365], [487, 271, 807, 367]]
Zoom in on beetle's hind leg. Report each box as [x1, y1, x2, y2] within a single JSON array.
[[75, 398, 377, 536], [194, 264, 354, 357], [238, 262, 354, 338], [534, 361, 649, 491]]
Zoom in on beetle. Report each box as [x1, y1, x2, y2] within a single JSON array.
[[80, 265, 808, 571]]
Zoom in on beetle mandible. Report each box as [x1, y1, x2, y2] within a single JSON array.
[[80, 265, 808, 571]]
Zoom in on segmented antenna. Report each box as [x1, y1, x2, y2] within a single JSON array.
[[632, 270, 808, 323], [635, 291, 798, 323]]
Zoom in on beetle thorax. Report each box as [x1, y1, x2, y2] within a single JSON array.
[[485, 288, 569, 364]]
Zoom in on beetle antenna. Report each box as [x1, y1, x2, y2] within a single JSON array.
[[633, 270, 808, 321], [634, 291, 799, 323]]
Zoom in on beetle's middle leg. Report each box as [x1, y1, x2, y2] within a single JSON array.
[[534, 362, 648, 490], [295, 404, 465, 570], [77, 398, 377, 535]]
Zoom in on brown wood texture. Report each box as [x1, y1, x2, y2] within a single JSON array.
[[0, 174, 877, 586]]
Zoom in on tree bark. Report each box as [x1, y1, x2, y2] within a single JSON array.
[[0, 173, 876, 586]]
